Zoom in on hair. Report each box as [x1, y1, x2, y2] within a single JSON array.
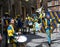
[[10, 18, 14, 23]]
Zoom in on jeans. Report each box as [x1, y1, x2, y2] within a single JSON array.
[[46, 28, 51, 44]]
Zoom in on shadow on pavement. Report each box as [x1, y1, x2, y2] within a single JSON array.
[[36, 44, 42, 47], [52, 38, 60, 44], [25, 34, 45, 43]]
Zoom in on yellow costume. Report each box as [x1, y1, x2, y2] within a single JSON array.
[[45, 19, 52, 29], [7, 25, 14, 37], [39, 13, 43, 19]]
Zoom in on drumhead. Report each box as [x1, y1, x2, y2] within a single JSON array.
[[15, 35, 27, 43]]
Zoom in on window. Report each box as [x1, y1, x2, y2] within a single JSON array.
[[59, 6, 60, 11], [55, 1, 58, 5], [39, 0, 42, 2], [48, 2, 52, 6], [58, 0, 60, 5]]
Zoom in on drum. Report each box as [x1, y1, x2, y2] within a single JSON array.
[[14, 35, 27, 43]]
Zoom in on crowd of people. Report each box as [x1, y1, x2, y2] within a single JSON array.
[[0, 10, 58, 47]]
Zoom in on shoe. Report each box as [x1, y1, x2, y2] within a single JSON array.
[[48, 43, 51, 47]]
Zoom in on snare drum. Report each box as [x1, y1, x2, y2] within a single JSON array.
[[14, 35, 27, 43]]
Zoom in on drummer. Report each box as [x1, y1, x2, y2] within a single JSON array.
[[7, 18, 15, 44]]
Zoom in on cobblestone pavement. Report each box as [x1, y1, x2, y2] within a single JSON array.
[[1, 28, 60, 47], [26, 29, 60, 47]]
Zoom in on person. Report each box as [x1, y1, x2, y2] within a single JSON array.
[[39, 10, 45, 24], [34, 19, 42, 34], [45, 16, 51, 46], [24, 17, 29, 33], [3, 16, 11, 47], [7, 18, 22, 47], [28, 18, 33, 33], [16, 16, 23, 32], [7, 18, 15, 44], [45, 15, 55, 46]]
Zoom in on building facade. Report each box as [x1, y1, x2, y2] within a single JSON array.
[[48, 0, 60, 11], [0, 0, 60, 18]]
